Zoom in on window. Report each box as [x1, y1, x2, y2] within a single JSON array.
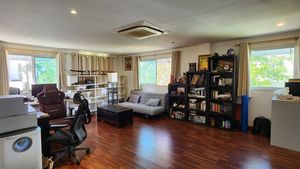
[[250, 47, 295, 88], [139, 58, 172, 86], [8, 54, 57, 90], [157, 58, 172, 86], [35, 57, 57, 84], [139, 60, 157, 84]]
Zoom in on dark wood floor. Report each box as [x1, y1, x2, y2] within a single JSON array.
[[57, 115, 300, 169]]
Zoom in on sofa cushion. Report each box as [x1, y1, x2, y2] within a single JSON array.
[[145, 99, 160, 107], [128, 94, 140, 103], [118, 102, 165, 116]]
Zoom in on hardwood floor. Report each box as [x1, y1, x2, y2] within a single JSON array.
[[57, 115, 300, 169]]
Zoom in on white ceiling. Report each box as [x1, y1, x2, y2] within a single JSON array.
[[0, 0, 300, 55]]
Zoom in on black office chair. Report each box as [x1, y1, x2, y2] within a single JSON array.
[[46, 92, 92, 165]]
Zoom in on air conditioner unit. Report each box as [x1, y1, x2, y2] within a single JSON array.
[[117, 21, 167, 39]]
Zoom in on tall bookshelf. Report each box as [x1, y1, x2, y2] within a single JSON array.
[[186, 71, 209, 126], [168, 84, 188, 120], [206, 55, 237, 130], [168, 55, 237, 130]]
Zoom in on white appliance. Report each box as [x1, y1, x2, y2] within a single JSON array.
[[0, 127, 42, 169], [0, 113, 37, 134], [0, 96, 27, 118], [0, 96, 37, 134]]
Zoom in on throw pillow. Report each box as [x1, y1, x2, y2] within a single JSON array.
[[129, 94, 140, 103], [145, 99, 160, 107]]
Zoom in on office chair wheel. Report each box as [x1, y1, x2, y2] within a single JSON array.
[[86, 148, 90, 154]]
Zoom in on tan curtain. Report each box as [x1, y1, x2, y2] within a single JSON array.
[[71, 54, 113, 72], [58, 52, 67, 91], [132, 56, 140, 90], [71, 53, 79, 70], [0, 44, 9, 95], [171, 51, 181, 77], [238, 42, 250, 96]]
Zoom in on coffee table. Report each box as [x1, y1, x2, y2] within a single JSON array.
[[97, 105, 133, 128]]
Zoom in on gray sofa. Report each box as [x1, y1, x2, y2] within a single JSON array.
[[118, 90, 168, 116]]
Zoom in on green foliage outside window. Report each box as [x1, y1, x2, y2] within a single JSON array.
[[250, 48, 294, 88], [139, 60, 157, 84], [35, 57, 57, 84]]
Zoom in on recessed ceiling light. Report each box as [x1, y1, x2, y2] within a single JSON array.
[[277, 22, 285, 27], [70, 9, 77, 15]]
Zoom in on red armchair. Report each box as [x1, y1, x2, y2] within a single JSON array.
[[37, 85, 66, 118]]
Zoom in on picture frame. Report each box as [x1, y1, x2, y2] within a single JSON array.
[[198, 54, 210, 71], [189, 63, 196, 72], [124, 57, 132, 71]]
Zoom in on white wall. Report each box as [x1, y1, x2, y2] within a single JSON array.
[[116, 43, 211, 95], [180, 43, 210, 74], [249, 89, 276, 124]]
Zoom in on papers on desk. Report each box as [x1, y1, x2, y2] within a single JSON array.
[[273, 87, 300, 101], [27, 105, 49, 118]]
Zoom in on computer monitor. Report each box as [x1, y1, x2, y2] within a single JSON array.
[[31, 84, 57, 97]]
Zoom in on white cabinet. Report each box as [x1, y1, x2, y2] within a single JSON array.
[[66, 74, 108, 113]]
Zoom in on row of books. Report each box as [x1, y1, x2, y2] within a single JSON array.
[[189, 112, 206, 124], [189, 116, 232, 129], [189, 99, 206, 111], [170, 110, 185, 120], [190, 74, 206, 85], [211, 90, 232, 100], [211, 75, 233, 86], [210, 103, 232, 113], [188, 87, 206, 98]]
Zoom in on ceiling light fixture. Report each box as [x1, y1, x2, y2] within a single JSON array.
[[277, 22, 285, 27], [70, 9, 77, 15]]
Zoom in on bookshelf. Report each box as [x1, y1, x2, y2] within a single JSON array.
[[168, 84, 188, 120], [168, 55, 237, 130]]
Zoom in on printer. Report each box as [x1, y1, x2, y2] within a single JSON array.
[[0, 95, 37, 134]]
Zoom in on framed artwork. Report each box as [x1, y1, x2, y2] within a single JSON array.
[[198, 54, 210, 71], [189, 63, 196, 72], [124, 57, 132, 71]]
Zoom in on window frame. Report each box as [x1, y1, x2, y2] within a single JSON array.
[[7, 53, 58, 91], [249, 45, 297, 90], [138, 55, 172, 87]]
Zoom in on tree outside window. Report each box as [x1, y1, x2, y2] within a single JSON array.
[[250, 48, 294, 88]]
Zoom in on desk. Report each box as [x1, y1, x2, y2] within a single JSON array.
[[271, 98, 300, 152], [37, 111, 51, 157], [28, 99, 40, 109], [28, 105, 51, 156]]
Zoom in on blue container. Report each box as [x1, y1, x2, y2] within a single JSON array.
[[241, 95, 249, 132]]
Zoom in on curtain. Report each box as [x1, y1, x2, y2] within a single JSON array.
[[171, 51, 181, 77], [71, 54, 112, 72], [58, 52, 67, 91], [237, 42, 250, 96], [132, 56, 140, 90], [0, 44, 9, 95]]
